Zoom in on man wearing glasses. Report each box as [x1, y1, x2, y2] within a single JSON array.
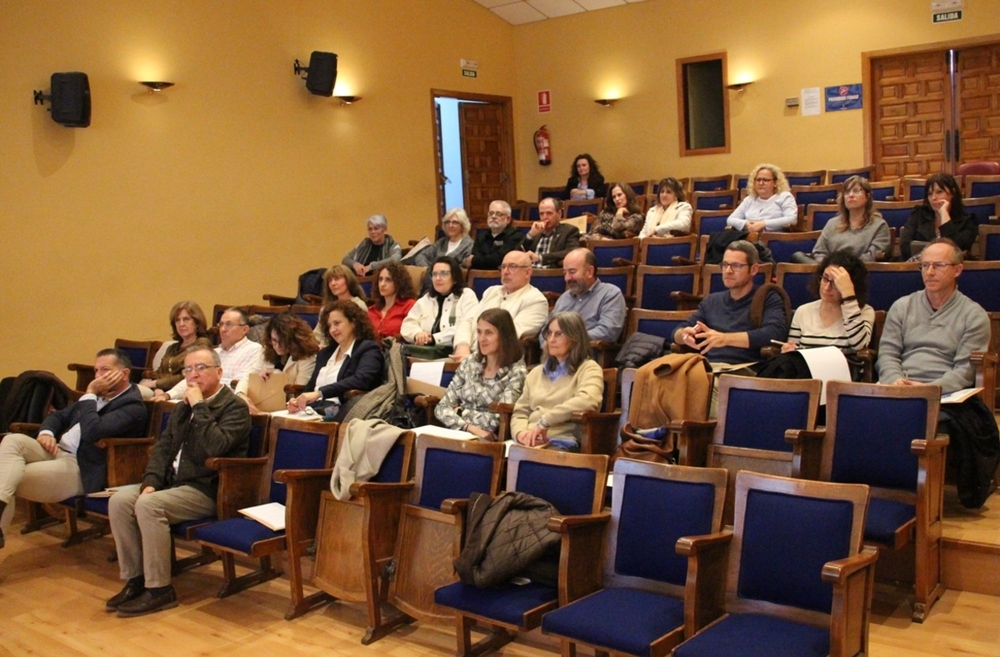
[[107, 345, 250, 616], [877, 238, 994, 508], [451, 250, 549, 359], [157, 308, 263, 404], [464, 200, 525, 270], [673, 240, 788, 367], [0, 349, 147, 550]]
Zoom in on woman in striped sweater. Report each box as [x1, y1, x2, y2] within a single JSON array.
[[781, 250, 874, 356]]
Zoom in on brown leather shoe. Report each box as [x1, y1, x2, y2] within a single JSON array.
[[116, 586, 178, 618], [106, 577, 145, 611]]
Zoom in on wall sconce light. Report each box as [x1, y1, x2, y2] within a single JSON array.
[[140, 81, 174, 92], [335, 95, 362, 106], [294, 51, 338, 97], [594, 98, 618, 108], [726, 81, 755, 92]]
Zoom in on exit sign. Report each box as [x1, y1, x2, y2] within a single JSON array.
[[933, 10, 962, 22], [462, 69, 477, 78]]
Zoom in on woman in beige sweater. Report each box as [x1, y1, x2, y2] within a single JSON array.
[[511, 311, 604, 451]]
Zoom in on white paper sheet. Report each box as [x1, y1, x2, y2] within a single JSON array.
[[801, 87, 821, 116], [798, 346, 852, 405], [410, 360, 446, 386]]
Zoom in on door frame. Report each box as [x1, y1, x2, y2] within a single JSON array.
[[430, 89, 517, 219], [862, 33, 1000, 168]]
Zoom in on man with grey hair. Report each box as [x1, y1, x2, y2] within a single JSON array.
[[342, 213, 402, 277], [464, 200, 525, 270], [0, 348, 147, 550], [673, 240, 787, 366], [107, 345, 250, 616]]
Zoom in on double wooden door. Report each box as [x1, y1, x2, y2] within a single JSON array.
[[871, 42, 1000, 180]]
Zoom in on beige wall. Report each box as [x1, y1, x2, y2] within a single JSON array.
[[513, 0, 1000, 195], [0, 0, 514, 380], [2, 0, 999, 383]]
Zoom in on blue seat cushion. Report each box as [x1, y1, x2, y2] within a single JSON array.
[[674, 613, 829, 657], [172, 516, 216, 538], [82, 496, 109, 516], [864, 498, 915, 546], [542, 588, 684, 657], [435, 580, 557, 627], [193, 517, 284, 554]]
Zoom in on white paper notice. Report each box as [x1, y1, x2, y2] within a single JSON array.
[[801, 87, 821, 116], [410, 360, 446, 386], [798, 346, 852, 405]]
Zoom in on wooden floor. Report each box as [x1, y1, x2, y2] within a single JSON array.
[[2, 505, 1000, 657]]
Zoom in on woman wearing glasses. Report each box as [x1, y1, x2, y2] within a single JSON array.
[[900, 173, 977, 260], [401, 257, 479, 358], [780, 250, 874, 359], [727, 163, 797, 233], [511, 311, 603, 451], [796, 176, 890, 263], [141, 301, 213, 396], [407, 207, 475, 271]]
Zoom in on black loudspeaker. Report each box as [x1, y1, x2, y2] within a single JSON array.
[[50, 72, 91, 127], [305, 51, 337, 97]]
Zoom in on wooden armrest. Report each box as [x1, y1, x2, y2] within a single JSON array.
[[676, 420, 717, 467], [343, 389, 365, 399], [413, 394, 441, 408], [97, 437, 155, 449], [670, 291, 702, 303], [548, 512, 610, 533], [67, 362, 94, 372], [283, 384, 305, 397], [611, 257, 636, 267], [441, 498, 469, 515], [7, 422, 42, 436], [206, 455, 269, 470], [822, 545, 879, 584], [348, 480, 415, 498], [262, 293, 296, 306], [912, 435, 949, 455], [677, 530, 733, 635], [786, 429, 826, 480], [675, 530, 733, 556], [489, 402, 514, 414], [273, 468, 334, 483], [303, 294, 324, 306], [672, 256, 697, 266], [760, 345, 779, 359]]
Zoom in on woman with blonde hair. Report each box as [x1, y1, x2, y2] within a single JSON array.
[[314, 264, 368, 346], [511, 311, 603, 451], [727, 163, 797, 232], [408, 207, 474, 271]]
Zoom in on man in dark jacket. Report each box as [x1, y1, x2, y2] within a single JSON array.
[[0, 348, 147, 549], [464, 200, 525, 270], [523, 197, 581, 268], [107, 346, 250, 617]]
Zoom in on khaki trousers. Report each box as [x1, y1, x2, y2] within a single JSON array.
[[0, 433, 84, 532]]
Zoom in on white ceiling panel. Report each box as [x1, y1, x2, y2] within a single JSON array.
[[574, 0, 626, 10], [491, 2, 547, 24], [473, 0, 642, 25], [527, 0, 586, 18]]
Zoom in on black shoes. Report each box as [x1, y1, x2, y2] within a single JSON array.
[[106, 576, 146, 611], [116, 585, 178, 618]]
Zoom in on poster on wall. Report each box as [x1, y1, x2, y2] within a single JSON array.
[[826, 84, 863, 111]]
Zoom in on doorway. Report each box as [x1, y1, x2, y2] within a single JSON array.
[[864, 35, 1000, 179], [431, 90, 516, 223]]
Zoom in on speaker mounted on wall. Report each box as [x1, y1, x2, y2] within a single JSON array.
[[293, 51, 337, 97], [33, 72, 91, 127]]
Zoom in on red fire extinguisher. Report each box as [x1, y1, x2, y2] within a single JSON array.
[[534, 125, 551, 166]]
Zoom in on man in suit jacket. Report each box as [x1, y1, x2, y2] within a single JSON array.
[[523, 197, 581, 268], [107, 345, 250, 617], [0, 348, 148, 549]]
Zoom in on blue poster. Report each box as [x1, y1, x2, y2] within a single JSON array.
[[825, 84, 862, 111]]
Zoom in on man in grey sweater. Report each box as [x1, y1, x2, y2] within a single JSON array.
[[877, 238, 989, 393]]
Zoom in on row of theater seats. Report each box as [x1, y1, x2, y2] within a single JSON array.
[[22, 363, 968, 651]]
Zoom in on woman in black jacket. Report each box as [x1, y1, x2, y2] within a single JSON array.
[[287, 300, 384, 421], [564, 153, 606, 200], [900, 173, 978, 260]]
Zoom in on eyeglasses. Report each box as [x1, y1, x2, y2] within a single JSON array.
[[218, 321, 246, 329], [500, 264, 530, 271], [442, 220, 462, 226], [720, 262, 749, 271], [920, 262, 955, 272], [754, 177, 775, 183], [844, 188, 867, 197], [821, 275, 836, 286], [182, 363, 216, 374], [544, 329, 566, 340], [430, 271, 452, 279], [487, 210, 509, 217]]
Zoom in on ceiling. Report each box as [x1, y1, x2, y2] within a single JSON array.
[[472, 0, 647, 25]]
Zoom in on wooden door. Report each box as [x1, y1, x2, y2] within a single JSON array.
[[872, 50, 951, 180], [957, 43, 1000, 165], [459, 102, 512, 223], [433, 102, 447, 218]]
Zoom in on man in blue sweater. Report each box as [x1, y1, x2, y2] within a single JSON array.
[[673, 240, 787, 366]]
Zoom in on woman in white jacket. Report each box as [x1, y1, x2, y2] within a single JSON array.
[[639, 177, 693, 238], [401, 256, 478, 357]]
